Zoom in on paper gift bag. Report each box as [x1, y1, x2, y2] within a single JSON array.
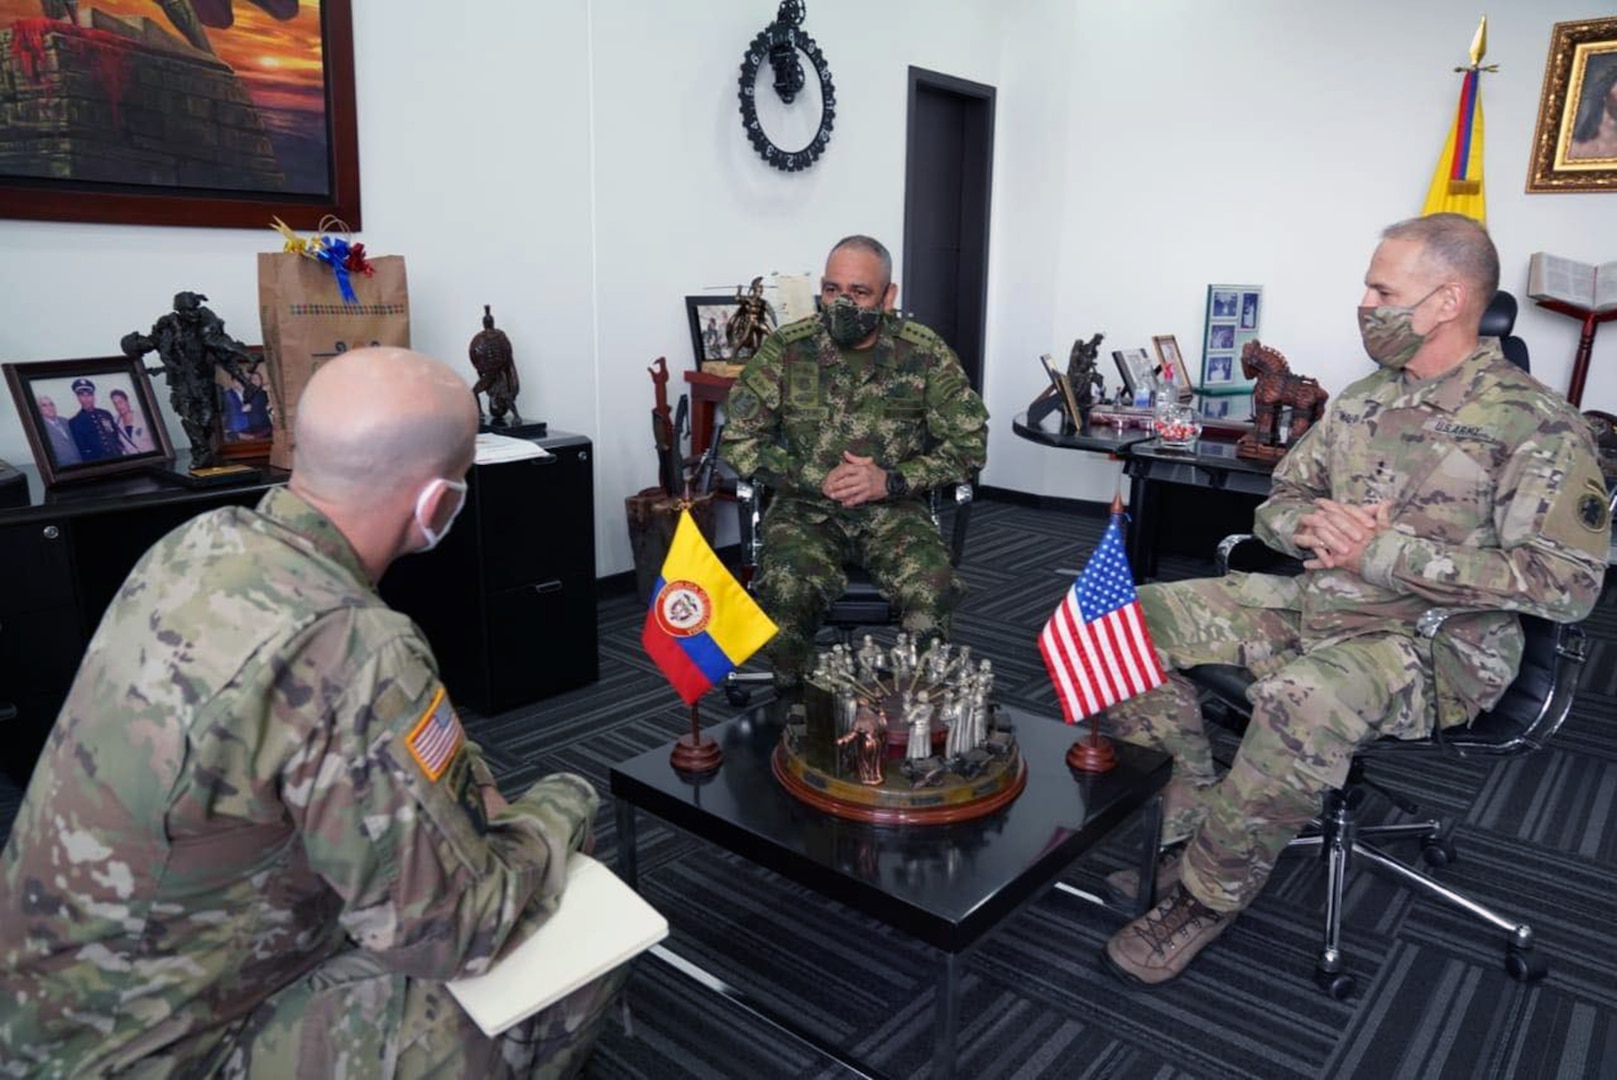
[[258, 252, 411, 470]]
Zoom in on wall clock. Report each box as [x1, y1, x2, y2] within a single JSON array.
[[737, 1, 836, 172]]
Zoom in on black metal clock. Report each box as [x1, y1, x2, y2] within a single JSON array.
[[737, 1, 835, 173]]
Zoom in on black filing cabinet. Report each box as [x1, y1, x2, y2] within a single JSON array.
[[379, 432, 598, 715]]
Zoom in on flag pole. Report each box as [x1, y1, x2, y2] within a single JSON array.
[[1066, 491, 1126, 774], [671, 696, 724, 773]]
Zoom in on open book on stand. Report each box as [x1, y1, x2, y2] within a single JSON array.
[[1527, 252, 1617, 314], [446, 852, 668, 1037]]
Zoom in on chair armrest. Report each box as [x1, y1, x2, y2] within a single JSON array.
[[1214, 534, 1303, 576]]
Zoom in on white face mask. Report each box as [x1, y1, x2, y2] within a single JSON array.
[[413, 477, 468, 553]]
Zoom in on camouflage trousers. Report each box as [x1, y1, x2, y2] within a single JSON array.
[[755, 496, 962, 678], [223, 946, 625, 1078], [1105, 573, 1435, 914]]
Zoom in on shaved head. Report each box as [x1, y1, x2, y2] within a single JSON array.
[[292, 347, 478, 509]]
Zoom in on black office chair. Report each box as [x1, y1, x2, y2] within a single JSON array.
[[1481, 290, 1530, 372], [1184, 532, 1591, 999], [723, 475, 974, 704]]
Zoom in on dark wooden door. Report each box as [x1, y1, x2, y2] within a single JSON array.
[[902, 68, 995, 393]]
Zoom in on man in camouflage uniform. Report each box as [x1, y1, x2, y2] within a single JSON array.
[[1102, 214, 1610, 986], [0, 348, 621, 1076], [721, 235, 989, 681]]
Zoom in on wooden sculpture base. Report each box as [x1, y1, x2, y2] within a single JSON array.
[[773, 739, 1025, 826], [669, 733, 723, 773], [1235, 433, 1289, 464]]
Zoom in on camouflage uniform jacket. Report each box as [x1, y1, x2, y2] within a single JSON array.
[[0, 487, 598, 1076], [722, 313, 989, 508], [1251, 339, 1609, 727]]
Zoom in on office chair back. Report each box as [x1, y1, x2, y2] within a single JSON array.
[[1480, 290, 1530, 373]]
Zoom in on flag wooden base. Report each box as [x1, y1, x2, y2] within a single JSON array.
[[670, 733, 723, 773], [1066, 733, 1116, 773], [669, 701, 723, 773]]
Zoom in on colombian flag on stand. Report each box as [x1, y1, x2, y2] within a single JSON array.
[[642, 510, 778, 704]]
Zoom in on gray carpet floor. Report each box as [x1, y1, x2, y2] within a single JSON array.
[[3, 497, 1615, 1078]]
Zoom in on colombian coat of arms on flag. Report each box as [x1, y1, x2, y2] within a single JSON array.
[[642, 510, 777, 704]]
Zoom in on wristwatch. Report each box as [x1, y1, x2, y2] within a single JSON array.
[[885, 468, 910, 499]]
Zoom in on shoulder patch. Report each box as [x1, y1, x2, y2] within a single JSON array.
[[779, 316, 822, 343], [897, 319, 945, 348], [405, 685, 463, 782], [1578, 479, 1611, 534]]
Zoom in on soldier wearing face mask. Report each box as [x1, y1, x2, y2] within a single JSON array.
[[1, 348, 620, 1076], [1096, 213, 1610, 988], [721, 235, 989, 684]]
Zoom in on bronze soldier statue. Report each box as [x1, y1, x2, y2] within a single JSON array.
[[121, 292, 258, 469], [1068, 332, 1106, 402], [726, 276, 775, 361], [468, 305, 523, 427]]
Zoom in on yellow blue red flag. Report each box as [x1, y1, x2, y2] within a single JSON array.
[[1421, 17, 1489, 224], [642, 510, 778, 704]]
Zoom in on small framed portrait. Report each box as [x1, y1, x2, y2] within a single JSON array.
[[1210, 290, 1240, 318], [1152, 335, 1193, 398], [1203, 353, 1236, 385], [1240, 291, 1261, 330], [213, 347, 274, 462], [1208, 324, 1236, 350], [4, 356, 175, 486], [685, 295, 738, 369], [1527, 17, 1617, 193], [1111, 347, 1156, 399]]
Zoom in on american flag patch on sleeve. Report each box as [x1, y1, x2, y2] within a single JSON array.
[[406, 686, 463, 782]]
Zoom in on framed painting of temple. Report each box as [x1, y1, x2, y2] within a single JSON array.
[[0, 0, 359, 228]]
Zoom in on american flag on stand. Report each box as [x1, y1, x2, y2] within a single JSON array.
[[1039, 514, 1165, 722]]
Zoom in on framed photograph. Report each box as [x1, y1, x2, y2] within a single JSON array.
[[1527, 17, 1617, 194], [214, 347, 273, 462], [1203, 284, 1262, 389], [1040, 353, 1083, 429], [1203, 353, 1237, 385], [4, 356, 175, 486], [0, 1, 359, 229], [685, 295, 738, 368], [1111, 347, 1156, 399], [1152, 335, 1193, 399]]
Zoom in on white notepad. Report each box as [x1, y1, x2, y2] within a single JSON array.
[[446, 853, 668, 1036]]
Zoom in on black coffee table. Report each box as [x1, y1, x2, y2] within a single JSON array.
[[610, 699, 1172, 1079]]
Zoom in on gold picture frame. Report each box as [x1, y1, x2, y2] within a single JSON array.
[[1152, 335, 1193, 400], [1527, 17, 1617, 194]]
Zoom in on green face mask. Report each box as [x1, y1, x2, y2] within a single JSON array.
[[1357, 285, 1443, 370], [821, 296, 884, 347]]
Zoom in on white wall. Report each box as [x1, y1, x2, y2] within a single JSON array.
[[985, 0, 1617, 502], [2, 0, 1613, 574]]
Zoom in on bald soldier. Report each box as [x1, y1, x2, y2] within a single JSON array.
[[722, 235, 989, 682], [1101, 214, 1610, 987], [0, 349, 621, 1076]]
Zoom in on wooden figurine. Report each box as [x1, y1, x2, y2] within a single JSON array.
[[1236, 340, 1329, 463]]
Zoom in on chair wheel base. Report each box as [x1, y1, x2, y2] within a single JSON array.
[[1505, 947, 1547, 983], [1420, 837, 1457, 868], [1314, 967, 1356, 999]]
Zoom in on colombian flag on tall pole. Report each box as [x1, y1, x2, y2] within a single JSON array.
[[1421, 16, 1492, 225], [642, 509, 777, 705]]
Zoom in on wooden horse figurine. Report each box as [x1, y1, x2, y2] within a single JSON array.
[[1236, 340, 1329, 463]]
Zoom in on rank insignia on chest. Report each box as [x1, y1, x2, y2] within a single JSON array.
[[406, 686, 464, 782]]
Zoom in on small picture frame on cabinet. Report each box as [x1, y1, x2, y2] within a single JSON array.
[[4, 356, 175, 487]]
